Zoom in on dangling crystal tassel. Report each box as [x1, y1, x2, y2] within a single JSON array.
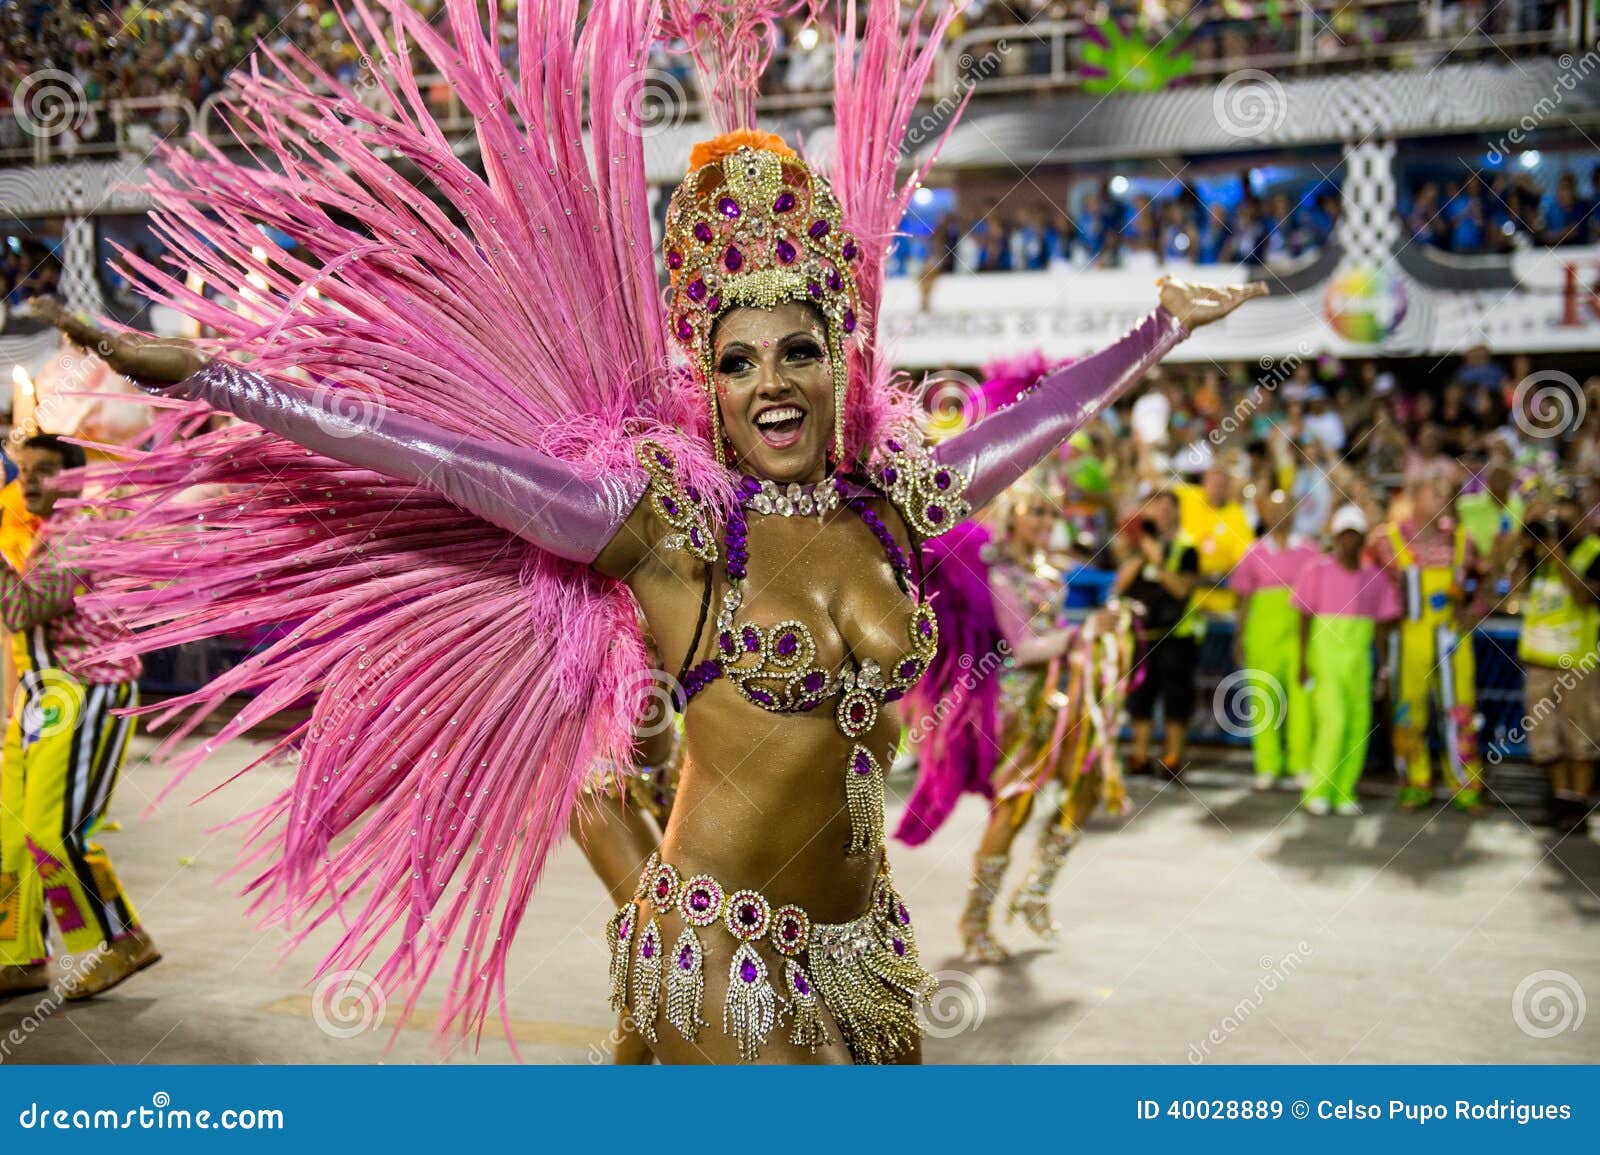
[[845, 745, 885, 853], [723, 942, 779, 1061], [1007, 823, 1080, 939], [605, 902, 636, 1012], [784, 960, 827, 1052], [633, 917, 664, 1042], [665, 927, 708, 1043]]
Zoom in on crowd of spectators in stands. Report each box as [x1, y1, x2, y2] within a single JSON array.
[[890, 180, 1343, 276], [1406, 169, 1600, 253]]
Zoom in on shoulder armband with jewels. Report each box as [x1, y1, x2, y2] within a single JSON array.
[[636, 439, 717, 564], [874, 436, 972, 539]]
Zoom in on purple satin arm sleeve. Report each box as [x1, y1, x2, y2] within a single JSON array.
[[162, 361, 646, 564], [933, 306, 1190, 511]]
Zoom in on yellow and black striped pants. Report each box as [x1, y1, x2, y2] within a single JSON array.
[[0, 674, 139, 965]]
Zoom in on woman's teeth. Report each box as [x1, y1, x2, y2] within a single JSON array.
[[754, 407, 806, 444]]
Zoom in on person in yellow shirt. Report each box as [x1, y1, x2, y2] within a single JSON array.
[[1177, 464, 1255, 616], [0, 476, 41, 732]]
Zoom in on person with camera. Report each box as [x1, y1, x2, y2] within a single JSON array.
[[1512, 492, 1600, 836], [1115, 489, 1200, 779]]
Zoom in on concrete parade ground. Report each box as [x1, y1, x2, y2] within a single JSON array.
[[3, 730, 1596, 1065]]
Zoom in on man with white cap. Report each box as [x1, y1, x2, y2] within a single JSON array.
[[1293, 505, 1400, 815]]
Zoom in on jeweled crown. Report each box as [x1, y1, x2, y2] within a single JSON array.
[[663, 132, 861, 464]]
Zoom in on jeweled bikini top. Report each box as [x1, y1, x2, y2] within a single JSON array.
[[635, 436, 972, 854]]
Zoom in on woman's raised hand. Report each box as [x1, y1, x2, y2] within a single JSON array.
[[25, 296, 206, 384], [1156, 276, 1269, 330]]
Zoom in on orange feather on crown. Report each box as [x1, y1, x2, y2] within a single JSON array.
[[688, 129, 797, 171]]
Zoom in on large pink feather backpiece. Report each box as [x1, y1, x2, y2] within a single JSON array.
[[71, 0, 733, 1051], [830, 0, 968, 457], [67, 0, 979, 1050]]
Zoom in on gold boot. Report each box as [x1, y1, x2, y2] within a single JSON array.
[[1007, 824, 1079, 940], [63, 927, 161, 1001], [959, 854, 1011, 963]]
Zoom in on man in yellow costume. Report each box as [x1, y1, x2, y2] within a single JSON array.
[[1369, 477, 1487, 813], [0, 435, 157, 999]]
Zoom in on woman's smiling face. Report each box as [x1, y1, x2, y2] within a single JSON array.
[[712, 301, 834, 484]]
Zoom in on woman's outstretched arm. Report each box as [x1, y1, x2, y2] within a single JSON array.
[[28, 298, 648, 569], [932, 278, 1266, 512]]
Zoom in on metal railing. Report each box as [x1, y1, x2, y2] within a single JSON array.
[[1, 1, 1589, 167]]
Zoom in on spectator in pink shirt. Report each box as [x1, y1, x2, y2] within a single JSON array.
[[1294, 505, 1401, 816], [1230, 489, 1321, 791]]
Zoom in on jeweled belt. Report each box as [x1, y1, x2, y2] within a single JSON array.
[[606, 852, 918, 1062]]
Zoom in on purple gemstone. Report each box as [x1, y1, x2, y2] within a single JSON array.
[[723, 245, 743, 271], [849, 702, 867, 723], [884, 689, 904, 703], [934, 470, 951, 490], [782, 920, 800, 941], [739, 903, 759, 927], [687, 279, 706, 302], [843, 309, 856, 333], [717, 195, 741, 218], [719, 632, 735, 655], [654, 449, 672, 467], [803, 672, 824, 692], [793, 969, 811, 995], [740, 959, 759, 984], [743, 628, 760, 652], [776, 237, 797, 264], [655, 878, 671, 898], [806, 281, 823, 298], [773, 191, 797, 213], [897, 901, 910, 926], [678, 946, 694, 969], [853, 751, 871, 775], [619, 918, 631, 940], [661, 495, 678, 515], [892, 936, 906, 957], [882, 466, 898, 485], [642, 935, 656, 960], [826, 269, 842, 292], [739, 475, 761, 495], [690, 890, 711, 911], [689, 527, 703, 547], [667, 249, 684, 269], [706, 295, 720, 313], [799, 699, 819, 711], [926, 505, 944, 524], [887, 438, 903, 452], [842, 240, 858, 261], [917, 618, 933, 636], [676, 316, 693, 341], [899, 660, 918, 679], [777, 632, 798, 657], [693, 221, 714, 243], [808, 219, 830, 239], [751, 689, 773, 706]]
